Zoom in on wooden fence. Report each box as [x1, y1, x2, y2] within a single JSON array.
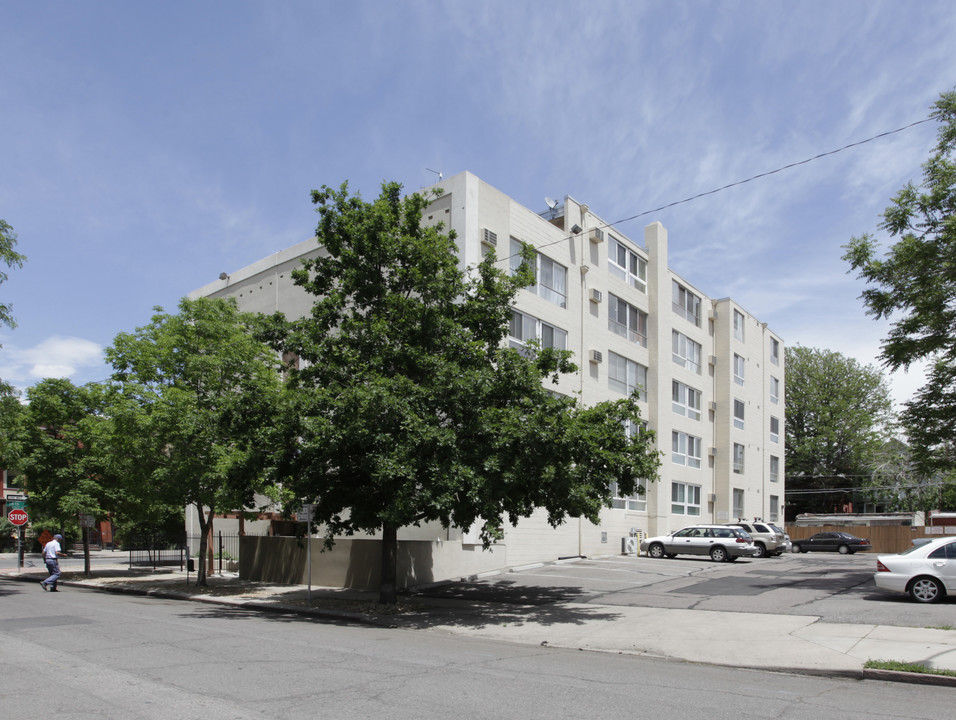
[[785, 524, 955, 554]]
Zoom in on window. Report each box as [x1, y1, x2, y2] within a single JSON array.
[[733, 444, 745, 474], [609, 351, 648, 400], [608, 294, 648, 347], [733, 399, 745, 430], [510, 237, 567, 308], [770, 416, 780, 443], [608, 236, 647, 292], [770, 455, 780, 483], [733, 488, 745, 518], [769, 495, 779, 522], [733, 310, 745, 342], [671, 482, 701, 516], [733, 354, 745, 386], [610, 481, 647, 511], [673, 281, 701, 326], [672, 331, 702, 373], [508, 309, 567, 351], [770, 337, 780, 365], [672, 381, 701, 420], [672, 431, 702, 469], [770, 376, 780, 405]]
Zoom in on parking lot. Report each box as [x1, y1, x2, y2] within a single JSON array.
[[413, 551, 956, 629]]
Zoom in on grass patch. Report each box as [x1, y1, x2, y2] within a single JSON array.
[[864, 660, 956, 678], [926, 624, 955, 631]]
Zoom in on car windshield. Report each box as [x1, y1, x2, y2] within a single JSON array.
[[895, 543, 928, 556]]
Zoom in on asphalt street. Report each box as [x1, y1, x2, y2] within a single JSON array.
[[410, 551, 956, 628], [2, 577, 954, 720]]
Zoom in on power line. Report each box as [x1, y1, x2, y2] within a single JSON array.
[[506, 116, 935, 262]]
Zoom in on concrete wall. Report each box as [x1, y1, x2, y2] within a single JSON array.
[[240, 535, 507, 590]]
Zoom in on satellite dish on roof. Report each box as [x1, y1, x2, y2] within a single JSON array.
[[545, 197, 557, 210]]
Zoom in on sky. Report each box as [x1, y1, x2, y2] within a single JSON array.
[[1, 1, 954, 410]]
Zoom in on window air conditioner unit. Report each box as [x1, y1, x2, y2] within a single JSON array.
[[589, 228, 604, 243], [589, 349, 603, 364], [481, 228, 497, 247], [708, 355, 718, 366], [709, 401, 717, 412], [708, 447, 717, 457], [589, 288, 603, 303], [708, 493, 717, 503]]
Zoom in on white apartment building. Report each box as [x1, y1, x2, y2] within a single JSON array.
[[191, 171, 784, 581]]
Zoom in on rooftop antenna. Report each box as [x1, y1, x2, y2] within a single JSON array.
[[425, 168, 443, 182]]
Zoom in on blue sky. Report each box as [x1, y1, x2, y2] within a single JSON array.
[[1, 1, 954, 408]]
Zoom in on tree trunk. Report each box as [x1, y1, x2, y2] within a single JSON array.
[[195, 504, 210, 586], [379, 522, 398, 605], [82, 524, 91, 577]]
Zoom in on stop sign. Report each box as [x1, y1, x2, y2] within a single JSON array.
[[7, 509, 28, 526]]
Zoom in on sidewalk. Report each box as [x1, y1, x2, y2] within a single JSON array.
[[5, 553, 956, 686]]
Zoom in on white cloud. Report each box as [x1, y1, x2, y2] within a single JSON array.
[[0, 336, 105, 389]]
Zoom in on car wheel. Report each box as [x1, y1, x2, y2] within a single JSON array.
[[909, 577, 944, 604], [838, 544, 849, 555], [752, 543, 767, 559], [791, 543, 801, 553], [648, 543, 665, 559], [710, 546, 728, 562]]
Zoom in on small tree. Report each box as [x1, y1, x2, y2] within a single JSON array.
[[844, 89, 956, 477], [268, 181, 660, 604], [105, 297, 283, 585], [784, 346, 894, 517]]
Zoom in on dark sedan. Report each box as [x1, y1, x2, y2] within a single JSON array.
[[790, 532, 872, 554]]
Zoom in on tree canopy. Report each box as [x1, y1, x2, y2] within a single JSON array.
[[1, 218, 26, 335], [105, 296, 284, 585], [844, 89, 956, 479], [784, 346, 894, 517], [266, 181, 661, 603]]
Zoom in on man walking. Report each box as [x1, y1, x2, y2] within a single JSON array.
[[40, 534, 65, 592]]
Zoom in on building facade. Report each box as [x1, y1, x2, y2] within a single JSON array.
[[191, 171, 785, 580]]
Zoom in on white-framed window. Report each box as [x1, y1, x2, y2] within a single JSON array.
[[733, 310, 745, 342], [769, 495, 779, 522], [672, 331, 702, 374], [610, 481, 647, 511], [733, 399, 745, 430], [608, 294, 648, 347], [508, 309, 567, 351], [608, 236, 647, 293], [673, 281, 701, 326], [672, 431, 702, 469], [509, 237, 567, 308], [733, 444, 745, 474], [770, 416, 780, 443], [671, 481, 701, 516], [672, 381, 701, 421], [733, 353, 745, 386], [770, 455, 780, 483], [770, 376, 780, 405], [770, 337, 780, 365], [609, 351, 648, 400], [733, 488, 745, 518]]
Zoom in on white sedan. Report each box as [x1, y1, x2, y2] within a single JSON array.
[[874, 536, 956, 603]]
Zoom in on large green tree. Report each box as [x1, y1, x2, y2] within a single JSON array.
[[105, 297, 284, 585], [844, 89, 956, 482], [16, 378, 112, 574], [266, 181, 660, 604], [784, 346, 894, 517]]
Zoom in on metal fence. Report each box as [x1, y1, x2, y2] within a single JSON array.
[[125, 531, 259, 573]]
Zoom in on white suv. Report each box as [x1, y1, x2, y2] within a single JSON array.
[[640, 524, 757, 562], [724, 521, 787, 558]]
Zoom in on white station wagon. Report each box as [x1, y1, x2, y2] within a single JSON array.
[[640, 524, 757, 563]]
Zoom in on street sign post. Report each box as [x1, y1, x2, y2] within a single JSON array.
[[297, 504, 315, 600], [7, 509, 28, 526]]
